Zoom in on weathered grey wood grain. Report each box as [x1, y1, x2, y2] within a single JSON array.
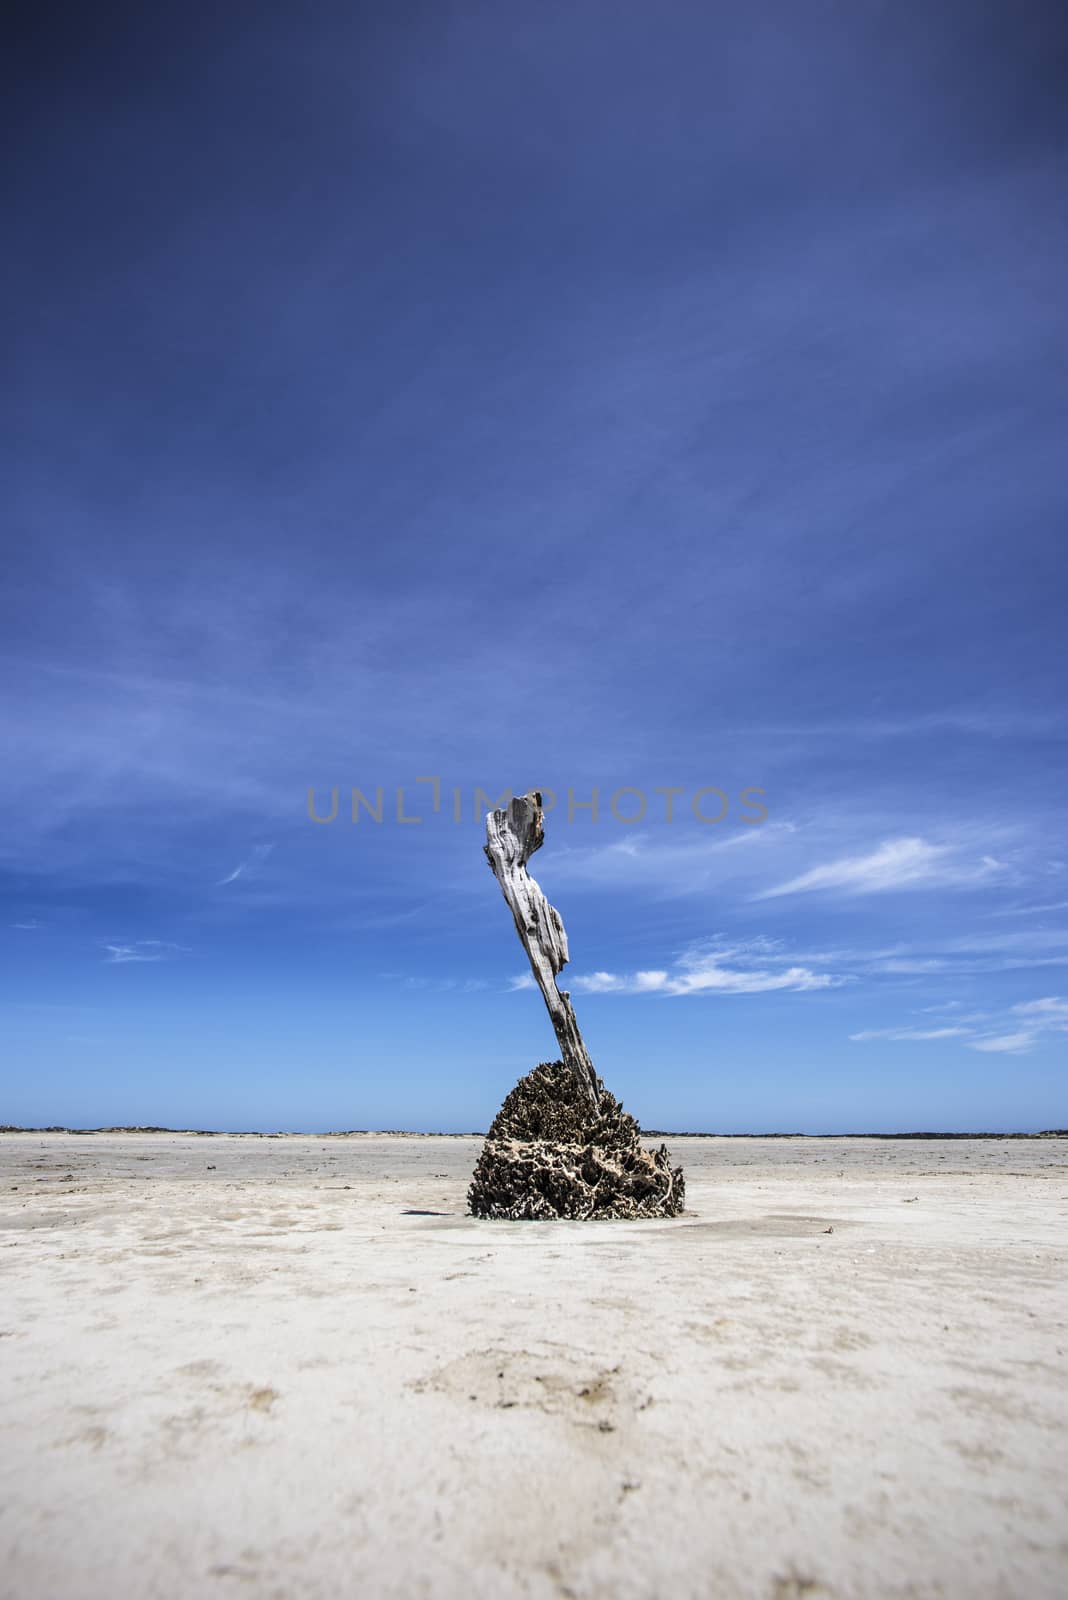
[[484, 791, 600, 1111]]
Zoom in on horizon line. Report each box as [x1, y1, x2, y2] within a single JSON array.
[[2, 1125, 1066, 1141]]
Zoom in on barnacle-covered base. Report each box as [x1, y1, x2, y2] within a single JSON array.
[[468, 1060, 685, 1221]]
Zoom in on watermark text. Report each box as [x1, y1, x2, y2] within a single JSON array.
[[306, 782, 768, 826]]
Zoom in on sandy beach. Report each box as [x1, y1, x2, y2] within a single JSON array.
[[1, 1131, 1065, 1599]]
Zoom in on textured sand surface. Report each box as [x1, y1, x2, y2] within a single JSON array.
[[1, 1132, 1066, 1599]]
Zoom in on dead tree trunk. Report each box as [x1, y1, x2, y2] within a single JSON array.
[[484, 791, 600, 1113]]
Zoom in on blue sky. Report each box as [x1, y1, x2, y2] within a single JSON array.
[[3, 1, 1067, 1131]]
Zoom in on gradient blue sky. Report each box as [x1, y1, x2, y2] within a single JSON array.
[[4, 1, 1067, 1131]]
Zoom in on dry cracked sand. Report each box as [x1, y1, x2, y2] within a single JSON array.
[[1, 1131, 1066, 1599]]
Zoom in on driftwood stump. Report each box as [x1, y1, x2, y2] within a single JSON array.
[[483, 793, 599, 1110], [470, 791, 685, 1220]]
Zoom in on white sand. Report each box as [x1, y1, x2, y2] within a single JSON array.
[[1, 1131, 1066, 1599]]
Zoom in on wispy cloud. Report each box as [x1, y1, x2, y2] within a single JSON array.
[[12, 919, 42, 930], [967, 1032, 1036, 1055], [1014, 998, 1068, 1022], [875, 929, 1068, 976], [515, 924, 1068, 1004], [849, 1026, 970, 1042], [545, 823, 798, 896], [851, 996, 1068, 1056], [569, 938, 842, 997], [217, 841, 275, 886], [388, 974, 490, 993], [755, 837, 1005, 900], [519, 927, 1068, 1011], [735, 709, 1068, 741], [103, 940, 189, 965], [988, 900, 1068, 917]]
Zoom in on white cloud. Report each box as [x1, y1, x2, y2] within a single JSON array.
[[634, 970, 669, 991], [569, 939, 841, 997], [501, 937, 841, 1000], [508, 974, 536, 992], [12, 920, 42, 930], [570, 969, 678, 994], [755, 837, 1004, 899], [572, 971, 626, 993], [967, 1032, 1037, 1055], [1012, 997, 1068, 1025], [103, 940, 189, 965]]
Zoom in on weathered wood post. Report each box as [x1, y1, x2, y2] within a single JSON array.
[[484, 791, 600, 1113], [470, 788, 684, 1218]]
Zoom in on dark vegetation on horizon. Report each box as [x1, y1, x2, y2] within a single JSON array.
[[2, 1126, 1066, 1140]]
